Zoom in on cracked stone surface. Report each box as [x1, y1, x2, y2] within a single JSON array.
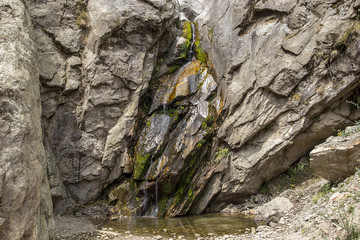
[[0, 0, 54, 238], [3, 1, 360, 234]]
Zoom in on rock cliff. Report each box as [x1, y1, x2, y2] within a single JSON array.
[[0, 0, 53, 239], [1, 0, 360, 237], [196, 0, 360, 211]]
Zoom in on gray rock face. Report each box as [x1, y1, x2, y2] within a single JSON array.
[[195, 0, 360, 208], [310, 128, 360, 182], [6, 0, 360, 223], [178, 0, 209, 20], [24, 0, 179, 211], [0, 0, 53, 238], [257, 197, 294, 224]]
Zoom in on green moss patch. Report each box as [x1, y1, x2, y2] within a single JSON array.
[[201, 114, 214, 132], [75, 1, 88, 29], [194, 39, 208, 63], [133, 150, 151, 180], [182, 21, 192, 44]]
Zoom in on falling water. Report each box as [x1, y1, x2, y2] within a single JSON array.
[[142, 159, 153, 215], [162, 103, 167, 114], [188, 22, 196, 62], [154, 176, 159, 217], [142, 160, 160, 217], [142, 22, 196, 217]]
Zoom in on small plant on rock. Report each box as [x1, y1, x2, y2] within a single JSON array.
[[215, 147, 229, 159], [313, 183, 332, 203], [338, 205, 360, 240]]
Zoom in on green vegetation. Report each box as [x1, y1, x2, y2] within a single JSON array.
[[179, 42, 189, 60], [183, 21, 192, 43], [346, 100, 360, 109], [196, 139, 207, 150], [215, 147, 229, 160], [259, 157, 314, 196], [188, 189, 193, 200], [133, 150, 151, 180], [201, 114, 214, 132], [334, 22, 360, 49], [168, 107, 181, 122], [194, 39, 208, 63], [172, 160, 197, 205], [157, 197, 169, 217], [259, 185, 271, 195], [168, 65, 181, 74], [287, 162, 306, 186], [146, 120, 151, 127], [312, 183, 332, 203], [149, 77, 160, 90], [76, 1, 88, 29], [338, 204, 360, 240], [207, 91, 217, 103], [335, 122, 360, 137], [178, 21, 193, 60]]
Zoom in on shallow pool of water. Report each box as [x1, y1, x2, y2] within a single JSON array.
[[100, 213, 257, 239]]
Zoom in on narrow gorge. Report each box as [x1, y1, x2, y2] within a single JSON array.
[[1, 0, 360, 239]]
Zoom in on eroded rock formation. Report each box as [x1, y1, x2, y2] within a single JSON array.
[[2, 0, 360, 237], [310, 126, 360, 182], [24, 0, 179, 212], [0, 0, 53, 239], [196, 0, 360, 211]]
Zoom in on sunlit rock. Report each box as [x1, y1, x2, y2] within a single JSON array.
[[310, 129, 360, 182]]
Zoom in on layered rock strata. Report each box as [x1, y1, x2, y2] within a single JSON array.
[[310, 126, 360, 182], [195, 0, 360, 210], [3, 0, 360, 225]]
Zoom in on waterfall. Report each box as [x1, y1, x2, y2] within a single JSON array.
[[162, 103, 167, 114], [141, 159, 153, 215], [140, 21, 198, 218], [188, 22, 196, 62], [154, 176, 159, 217], [142, 160, 160, 217]]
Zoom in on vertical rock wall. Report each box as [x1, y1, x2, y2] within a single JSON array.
[[24, 0, 179, 213], [0, 0, 53, 239], [3, 0, 360, 228]]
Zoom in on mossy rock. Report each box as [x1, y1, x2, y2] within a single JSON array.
[[195, 39, 208, 63], [75, 1, 88, 29], [133, 150, 151, 180], [182, 21, 192, 44]]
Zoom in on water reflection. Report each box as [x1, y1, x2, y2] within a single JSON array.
[[100, 213, 257, 239]]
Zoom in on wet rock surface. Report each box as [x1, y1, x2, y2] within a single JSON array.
[[54, 168, 360, 239]]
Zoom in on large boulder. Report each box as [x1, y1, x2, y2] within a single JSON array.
[[310, 127, 360, 182], [256, 197, 294, 224], [0, 0, 53, 238]]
